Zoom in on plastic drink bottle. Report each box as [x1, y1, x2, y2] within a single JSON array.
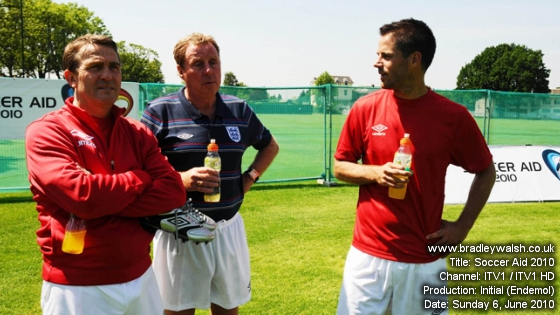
[[62, 213, 87, 254], [388, 133, 413, 200], [204, 139, 221, 202]]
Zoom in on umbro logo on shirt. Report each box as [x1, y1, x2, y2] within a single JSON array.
[[371, 124, 388, 136], [177, 133, 194, 140]]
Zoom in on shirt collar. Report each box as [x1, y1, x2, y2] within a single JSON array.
[[178, 86, 226, 121], [64, 96, 125, 121]]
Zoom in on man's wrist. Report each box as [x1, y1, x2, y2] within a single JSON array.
[[244, 168, 260, 183]]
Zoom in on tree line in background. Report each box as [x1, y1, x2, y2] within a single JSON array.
[[0, 0, 552, 92], [221, 70, 374, 116], [0, 0, 163, 82], [456, 43, 550, 93]]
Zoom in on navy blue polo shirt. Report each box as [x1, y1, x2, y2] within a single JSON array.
[[141, 87, 272, 221]]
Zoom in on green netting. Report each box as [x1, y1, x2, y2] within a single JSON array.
[[138, 83, 183, 113], [0, 139, 28, 192], [2, 84, 560, 192], [486, 91, 560, 146], [437, 89, 560, 146]]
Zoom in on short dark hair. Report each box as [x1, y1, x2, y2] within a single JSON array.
[[379, 18, 436, 71], [63, 34, 120, 73]]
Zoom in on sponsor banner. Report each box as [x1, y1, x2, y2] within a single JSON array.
[[445, 146, 560, 203], [0, 78, 139, 139]]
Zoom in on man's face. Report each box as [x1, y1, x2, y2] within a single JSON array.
[[65, 44, 121, 115], [178, 42, 221, 99], [374, 33, 412, 91]]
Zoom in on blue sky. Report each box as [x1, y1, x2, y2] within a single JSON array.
[[56, 0, 560, 90]]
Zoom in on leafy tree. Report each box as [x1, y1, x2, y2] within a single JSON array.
[[268, 94, 282, 102], [456, 43, 550, 93], [223, 71, 240, 86], [0, 0, 25, 77], [297, 90, 311, 104], [314, 71, 334, 86], [222, 71, 254, 100], [0, 0, 110, 78], [247, 89, 267, 101], [312, 71, 336, 113], [118, 41, 164, 83]]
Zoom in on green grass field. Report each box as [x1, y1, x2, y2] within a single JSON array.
[[1, 183, 558, 314]]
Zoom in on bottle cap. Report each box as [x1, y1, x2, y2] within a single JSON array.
[[208, 139, 219, 151], [401, 133, 411, 145]]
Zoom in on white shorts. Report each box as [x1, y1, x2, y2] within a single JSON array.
[[40, 267, 162, 315], [153, 212, 251, 311], [337, 246, 449, 315]]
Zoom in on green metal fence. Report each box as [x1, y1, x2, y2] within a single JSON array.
[[139, 84, 379, 186], [2, 84, 560, 192], [437, 89, 560, 146]]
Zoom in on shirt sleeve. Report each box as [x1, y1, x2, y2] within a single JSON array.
[[245, 103, 272, 150], [450, 109, 493, 173], [116, 123, 186, 217], [140, 104, 163, 141], [334, 103, 364, 163]]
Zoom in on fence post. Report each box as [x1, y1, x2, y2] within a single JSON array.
[[485, 89, 492, 144], [320, 84, 338, 186], [138, 84, 147, 113]]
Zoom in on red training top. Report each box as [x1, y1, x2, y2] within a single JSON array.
[[26, 98, 186, 285], [335, 89, 492, 263]]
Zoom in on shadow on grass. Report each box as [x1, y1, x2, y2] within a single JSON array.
[[251, 181, 354, 191], [0, 194, 34, 204], [0, 182, 356, 202]]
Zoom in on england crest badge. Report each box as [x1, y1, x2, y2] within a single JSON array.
[[226, 126, 241, 142]]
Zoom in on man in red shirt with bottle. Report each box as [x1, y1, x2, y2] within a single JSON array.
[[26, 34, 191, 314], [334, 18, 496, 315]]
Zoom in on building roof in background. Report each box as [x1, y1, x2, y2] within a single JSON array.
[[332, 76, 354, 85], [310, 75, 354, 85]]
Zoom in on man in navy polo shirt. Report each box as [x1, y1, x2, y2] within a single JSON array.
[[141, 32, 279, 315]]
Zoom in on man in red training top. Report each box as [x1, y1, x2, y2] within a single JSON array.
[[25, 34, 186, 314], [334, 18, 496, 315]]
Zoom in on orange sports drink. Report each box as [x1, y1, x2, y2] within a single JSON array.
[[204, 139, 221, 202], [62, 213, 87, 254], [62, 230, 86, 254], [388, 133, 413, 200]]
